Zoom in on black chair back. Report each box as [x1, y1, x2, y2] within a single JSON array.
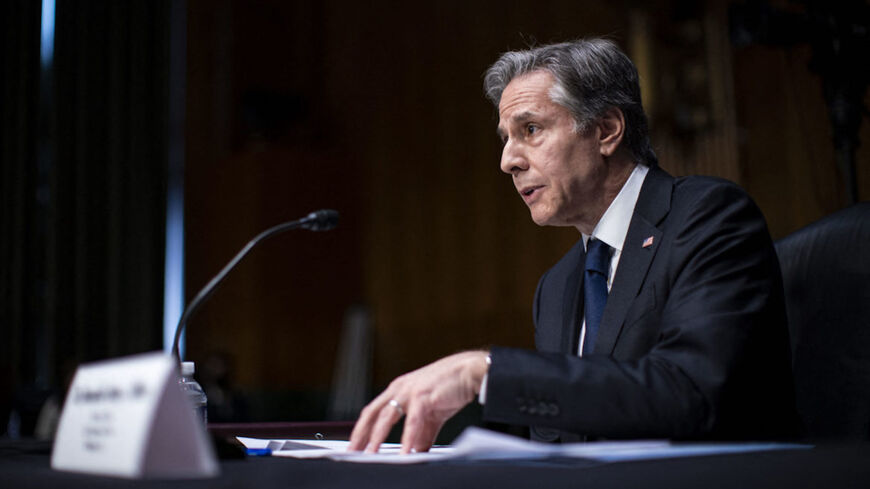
[[775, 202, 870, 440]]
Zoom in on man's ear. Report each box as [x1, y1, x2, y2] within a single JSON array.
[[597, 107, 625, 157]]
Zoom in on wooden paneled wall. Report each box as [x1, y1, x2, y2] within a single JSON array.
[[185, 0, 869, 413]]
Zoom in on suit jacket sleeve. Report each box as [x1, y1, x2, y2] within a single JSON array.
[[482, 172, 796, 440]]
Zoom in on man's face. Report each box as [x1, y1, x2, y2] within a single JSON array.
[[497, 70, 607, 229]]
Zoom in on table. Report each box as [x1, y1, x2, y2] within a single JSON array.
[[2, 434, 869, 488]]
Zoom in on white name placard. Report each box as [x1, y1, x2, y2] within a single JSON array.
[[51, 352, 219, 479]]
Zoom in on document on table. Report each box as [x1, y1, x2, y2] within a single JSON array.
[[237, 427, 812, 465], [236, 437, 454, 464]]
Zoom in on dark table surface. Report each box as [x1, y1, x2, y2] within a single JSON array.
[[3, 437, 870, 489]]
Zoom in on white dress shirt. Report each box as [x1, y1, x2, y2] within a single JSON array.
[[577, 163, 648, 355]]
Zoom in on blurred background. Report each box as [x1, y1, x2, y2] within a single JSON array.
[[2, 0, 869, 440]]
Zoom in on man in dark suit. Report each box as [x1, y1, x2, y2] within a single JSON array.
[[349, 39, 796, 454]]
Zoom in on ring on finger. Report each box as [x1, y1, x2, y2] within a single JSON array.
[[387, 399, 405, 417]]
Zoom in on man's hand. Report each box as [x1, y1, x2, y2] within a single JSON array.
[[348, 350, 489, 454]]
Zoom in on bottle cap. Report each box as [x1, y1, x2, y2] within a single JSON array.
[[181, 361, 195, 377]]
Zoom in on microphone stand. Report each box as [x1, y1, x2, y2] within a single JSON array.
[[171, 210, 339, 364]]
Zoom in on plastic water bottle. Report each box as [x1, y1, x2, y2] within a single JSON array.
[[179, 361, 208, 426]]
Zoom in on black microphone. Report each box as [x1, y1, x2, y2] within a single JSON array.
[[171, 209, 339, 363], [301, 209, 339, 231]]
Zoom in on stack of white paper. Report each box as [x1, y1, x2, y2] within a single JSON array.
[[237, 427, 811, 465]]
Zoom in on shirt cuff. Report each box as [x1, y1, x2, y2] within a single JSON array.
[[478, 374, 488, 404], [477, 354, 491, 404]]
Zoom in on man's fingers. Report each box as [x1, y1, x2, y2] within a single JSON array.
[[348, 396, 388, 451], [350, 351, 487, 454], [348, 418, 371, 451], [412, 427, 438, 454], [364, 399, 405, 453], [349, 377, 409, 452], [399, 405, 442, 454], [399, 407, 419, 454]]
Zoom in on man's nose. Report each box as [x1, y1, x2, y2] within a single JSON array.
[[500, 140, 528, 175]]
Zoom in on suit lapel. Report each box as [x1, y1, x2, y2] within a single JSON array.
[[594, 166, 673, 355]]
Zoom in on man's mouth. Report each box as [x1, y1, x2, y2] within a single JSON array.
[[519, 185, 543, 201], [520, 185, 541, 197]]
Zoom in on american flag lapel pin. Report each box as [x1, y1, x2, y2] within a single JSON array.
[[642, 236, 654, 248]]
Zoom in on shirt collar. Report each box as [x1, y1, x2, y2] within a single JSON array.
[[582, 164, 649, 252]]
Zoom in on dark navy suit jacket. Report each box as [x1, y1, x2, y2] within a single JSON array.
[[482, 166, 798, 441]]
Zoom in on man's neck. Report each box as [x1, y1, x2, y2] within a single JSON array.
[[576, 158, 638, 235]]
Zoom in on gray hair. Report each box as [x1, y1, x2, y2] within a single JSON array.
[[484, 38, 657, 166]]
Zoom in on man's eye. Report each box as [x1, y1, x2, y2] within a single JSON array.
[[526, 124, 539, 135]]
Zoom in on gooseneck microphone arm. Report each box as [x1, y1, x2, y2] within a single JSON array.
[[171, 209, 339, 363]]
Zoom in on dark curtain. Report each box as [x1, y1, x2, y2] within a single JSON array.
[[1, 0, 43, 434], [1, 0, 170, 436]]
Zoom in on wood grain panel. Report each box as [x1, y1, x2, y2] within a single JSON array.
[[185, 0, 869, 419]]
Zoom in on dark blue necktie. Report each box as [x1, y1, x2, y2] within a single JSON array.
[[582, 239, 611, 355]]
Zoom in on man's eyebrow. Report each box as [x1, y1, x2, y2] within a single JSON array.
[[497, 111, 537, 139], [511, 111, 536, 123]]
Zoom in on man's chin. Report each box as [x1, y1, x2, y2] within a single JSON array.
[[530, 211, 577, 229], [530, 211, 555, 227]]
